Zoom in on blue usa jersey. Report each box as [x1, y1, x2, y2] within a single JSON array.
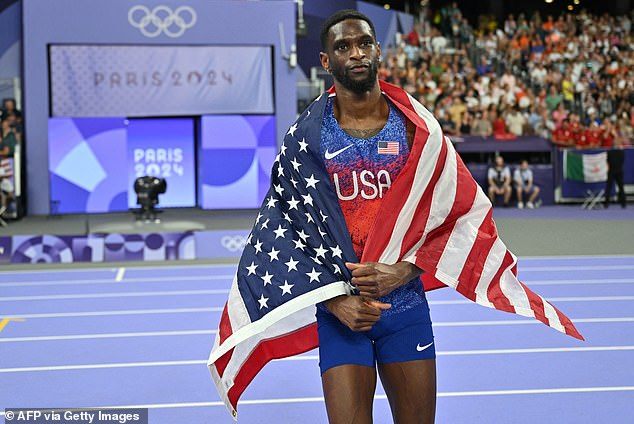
[[320, 94, 425, 316]]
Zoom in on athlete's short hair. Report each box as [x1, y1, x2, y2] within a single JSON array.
[[320, 9, 376, 50]]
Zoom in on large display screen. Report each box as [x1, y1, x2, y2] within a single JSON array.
[[49, 117, 196, 213], [49, 45, 274, 117], [199, 115, 276, 209]]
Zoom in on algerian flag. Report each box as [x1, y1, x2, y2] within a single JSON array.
[[564, 151, 608, 182]]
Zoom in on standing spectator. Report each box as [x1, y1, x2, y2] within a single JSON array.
[[604, 139, 627, 208], [0, 119, 17, 157], [488, 156, 512, 207], [514, 159, 541, 208]]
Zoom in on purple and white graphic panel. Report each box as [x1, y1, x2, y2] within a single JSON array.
[[127, 118, 196, 208], [48, 117, 128, 214], [198, 115, 276, 209]]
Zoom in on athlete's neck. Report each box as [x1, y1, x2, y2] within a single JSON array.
[[332, 81, 387, 128]]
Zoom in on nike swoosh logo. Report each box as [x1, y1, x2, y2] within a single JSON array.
[[324, 144, 353, 160], [416, 342, 434, 352]]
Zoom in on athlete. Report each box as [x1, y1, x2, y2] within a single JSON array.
[[317, 10, 435, 424]]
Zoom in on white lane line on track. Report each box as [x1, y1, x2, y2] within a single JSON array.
[[429, 296, 634, 305], [6, 308, 222, 319], [0, 274, 235, 288], [2, 386, 631, 416], [115, 268, 125, 282], [2, 274, 633, 289], [0, 330, 216, 342], [525, 278, 634, 286], [0, 262, 238, 276], [519, 265, 634, 272], [2, 293, 631, 306], [1, 317, 632, 343], [3, 346, 634, 373], [0, 289, 230, 302], [434, 317, 634, 327]]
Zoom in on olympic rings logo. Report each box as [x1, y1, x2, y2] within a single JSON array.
[[128, 5, 197, 38], [221, 236, 247, 253]]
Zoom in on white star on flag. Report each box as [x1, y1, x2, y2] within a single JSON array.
[[287, 123, 298, 137], [258, 294, 269, 309], [267, 247, 280, 262], [306, 267, 322, 283], [246, 262, 258, 276], [298, 138, 309, 152], [305, 174, 320, 189], [261, 271, 274, 286], [279, 280, 294, 295], [273, 225, 288, 239], [284, 257, 299, 272]]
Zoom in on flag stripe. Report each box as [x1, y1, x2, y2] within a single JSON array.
[[209, 282, 348, 365], [227, 324, 317, 414], [398, 133, 449, 262]]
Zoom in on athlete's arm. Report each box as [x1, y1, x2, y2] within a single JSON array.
[[346, 261, 423, 299]]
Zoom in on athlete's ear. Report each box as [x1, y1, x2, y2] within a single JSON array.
[[319, 51, 330, 73]]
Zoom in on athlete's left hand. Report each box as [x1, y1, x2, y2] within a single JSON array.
[[346, 261, 422, 299]]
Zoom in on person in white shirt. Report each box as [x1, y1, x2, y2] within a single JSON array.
[[513, 159, 540, 209], [487, 156, 512, 207]]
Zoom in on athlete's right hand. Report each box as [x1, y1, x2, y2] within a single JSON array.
[[324, 295, 391, 332]]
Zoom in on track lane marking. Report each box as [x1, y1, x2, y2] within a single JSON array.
[[2, 346, 634, 373], [2, 386, 631, 416], [1, 318, 632, 343]]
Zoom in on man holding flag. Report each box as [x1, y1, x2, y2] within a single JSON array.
[[208, 9, 582, 423]]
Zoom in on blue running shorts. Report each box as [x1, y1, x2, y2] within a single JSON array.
[[316, 301, 435, 374]]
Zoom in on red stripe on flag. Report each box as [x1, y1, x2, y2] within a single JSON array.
[[519, 282, 584, 340], [555, 305, 584, 340], [214, 347, 234, 378], [226, 323, 319, 412], [361, 93, 431, 262], [412, 152, 478, 291], [486, 250, 517, 313], [455, 208, 497, 302], [218, 303, 233, 344], [398, 136, 448, 259]]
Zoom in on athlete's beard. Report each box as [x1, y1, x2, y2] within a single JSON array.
[[331, 57, 380, 94]]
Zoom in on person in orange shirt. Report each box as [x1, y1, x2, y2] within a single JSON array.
[[542, 15, 555, 33]]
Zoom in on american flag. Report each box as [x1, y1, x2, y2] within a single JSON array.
[[378, 140, 399, 155], [0, 158, 13, 178], [207, 81, 582, 419]]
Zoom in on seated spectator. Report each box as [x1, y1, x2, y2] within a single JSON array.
[[471, 110, 492, 136], [544, 85, 564, 112], [551, 118, 574, 146], [487, 155, 512, 207], [492, 109, 517, 140], [506, 105, 527, 136], [458, 111, 472, 135], [437, 109, 457, 135], [514, 159, 540, 208], [448, 97, 467, 128]]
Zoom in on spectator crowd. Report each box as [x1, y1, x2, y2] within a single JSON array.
[[379, 3, 634, 149]]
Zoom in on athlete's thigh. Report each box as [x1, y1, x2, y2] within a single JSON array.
[[378, 359, 437, 424], [322, 364, 377, 424]]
